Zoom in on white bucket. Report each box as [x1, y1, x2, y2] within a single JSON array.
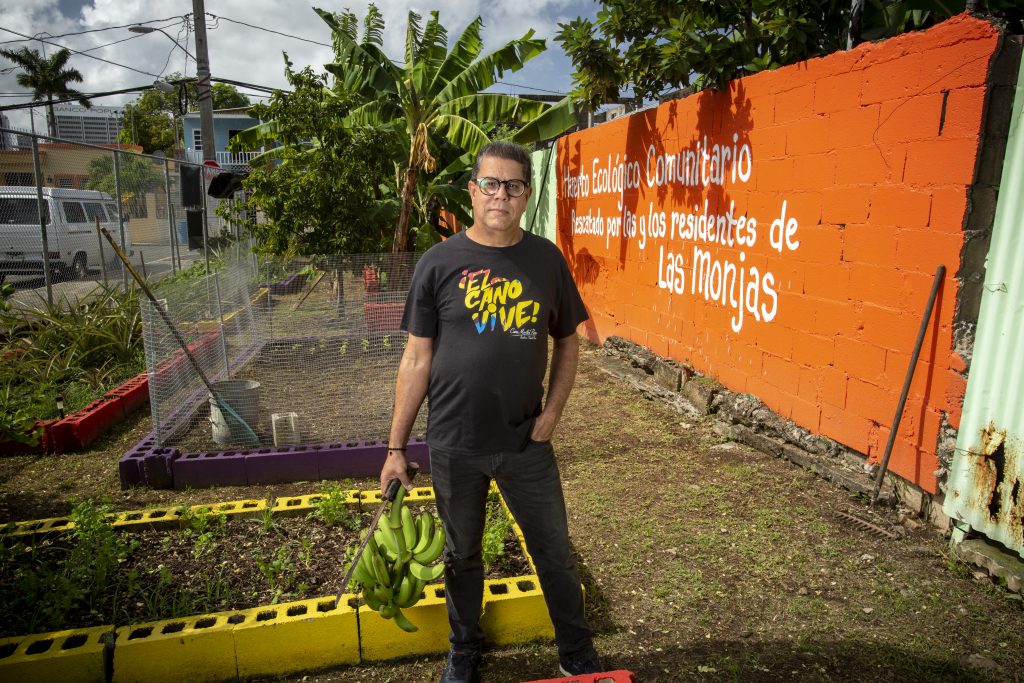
[[209, 379, 261, 445]]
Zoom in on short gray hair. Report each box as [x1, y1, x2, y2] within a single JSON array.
[[472, 141, 531, 181]]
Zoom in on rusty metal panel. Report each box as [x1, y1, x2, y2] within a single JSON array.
[[943, 59, 1024, 558]]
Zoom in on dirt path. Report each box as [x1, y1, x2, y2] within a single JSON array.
[[1, 342, 1021, 682]]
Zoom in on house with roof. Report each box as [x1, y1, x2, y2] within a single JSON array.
[[181, 107, 264, 170]]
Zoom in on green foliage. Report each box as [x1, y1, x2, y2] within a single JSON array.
[[180, 506, 228, 559], [482, 499, 513, 572], [118, 75, 250, 154], [0, 46, 90, 136], [256, 545, 301, 603], [557, 0, 1024, 103], [0, 500, 136, 635], [227, 65, 398, 256], [0, 283, 147, 430], [233, 4, 575, 253], [85, 153, 163, 218], [311, 481, 361, 530]]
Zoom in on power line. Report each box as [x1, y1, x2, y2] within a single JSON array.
[[0, 84, 157, 112], [207, 13, 332, 49], [0, 16, 186, 46], [494, 81, 567, 96], [0, 25, 162, 78]]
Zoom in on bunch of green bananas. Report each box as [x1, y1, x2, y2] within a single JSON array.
[[347, 486, 446, 632]]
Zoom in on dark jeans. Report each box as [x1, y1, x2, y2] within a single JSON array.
[[430, 439, 593, 656]]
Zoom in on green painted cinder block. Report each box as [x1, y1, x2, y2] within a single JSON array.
[[358, 584, 450, 661], [0, 626, 111, 683], [112, 612, 237, 683], [234, 595, 359, 678]]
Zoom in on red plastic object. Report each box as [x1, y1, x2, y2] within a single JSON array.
[[521, 671, 635, 683], [364, 302, 403, 333]]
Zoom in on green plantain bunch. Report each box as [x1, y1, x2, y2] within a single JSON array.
[[346, 486, 446, 632]]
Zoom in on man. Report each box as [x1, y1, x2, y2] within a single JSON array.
[[380, 141, 603, 682]]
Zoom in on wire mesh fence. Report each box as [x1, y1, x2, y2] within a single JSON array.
[[1, 127, 238, 306], [142, 246, 424, 450]]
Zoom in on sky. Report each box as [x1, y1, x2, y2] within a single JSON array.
[[0, 0, 600, 129]]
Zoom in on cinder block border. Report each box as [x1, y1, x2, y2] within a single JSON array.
[[1, 486, 560, 680]]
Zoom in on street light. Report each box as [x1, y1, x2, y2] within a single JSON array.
[[128, 25, 197, 60]]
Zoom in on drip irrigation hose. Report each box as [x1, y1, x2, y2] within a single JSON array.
[[98, 226, 260, 445], [870, 263, 946, 506]]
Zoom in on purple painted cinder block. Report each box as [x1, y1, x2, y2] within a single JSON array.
[[245, 447, 319, 484], [316, 439, 430, 480], [172, 451, 248, 488], [143, 450, 177, 489], [118, 453, 144, 489]]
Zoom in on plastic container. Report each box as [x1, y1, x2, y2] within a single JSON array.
[[209, 379, 260, 445]]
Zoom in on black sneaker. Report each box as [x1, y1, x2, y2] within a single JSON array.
[[558, 644, 603, 676], [439, 647, 481, 683]]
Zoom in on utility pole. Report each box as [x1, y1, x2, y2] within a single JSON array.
[[191, 0, 216, 164]]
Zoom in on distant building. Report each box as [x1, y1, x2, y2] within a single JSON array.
[[181, 108, 263, 169], [54, 104, 125, 145]]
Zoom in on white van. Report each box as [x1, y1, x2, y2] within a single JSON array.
[[0, 186, 134, 281]]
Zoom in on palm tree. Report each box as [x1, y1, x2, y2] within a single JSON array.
[[236, 5, 575, 253], [318, 7, 575, 252], [0, 47, 92, 137]]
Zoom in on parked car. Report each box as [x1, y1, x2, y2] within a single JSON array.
[[0, 186, 134, 282]]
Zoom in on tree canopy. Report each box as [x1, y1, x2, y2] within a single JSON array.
[[557, 0, 1024, 106], [118, 76, 250, 155], [0, 47, 91, 137], [227, 64, 400, 255], [233, 4, 576, 253]]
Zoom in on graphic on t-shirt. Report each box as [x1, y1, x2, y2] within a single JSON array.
[[459, 268, 539, 338]]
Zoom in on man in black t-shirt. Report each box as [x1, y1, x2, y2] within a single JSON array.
[[381, 142, 603, 682]]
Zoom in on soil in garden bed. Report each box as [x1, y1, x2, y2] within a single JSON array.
[[0, 500, 529, 638]]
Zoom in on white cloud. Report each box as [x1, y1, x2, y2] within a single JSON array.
[[1, 0, 598, 128]]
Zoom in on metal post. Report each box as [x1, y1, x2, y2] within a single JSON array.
[[95, 217, 108, 286], [163, 158, 179, 274], [201, 173, 212, 276], [111, 150, 129, 288], [265, 254, 274, 340], [213, 270, 230, 378], [30, 135, 53, 307], [145, 299, 163, 446]]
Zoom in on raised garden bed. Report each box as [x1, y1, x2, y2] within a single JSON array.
[[0, 486, 555, 682]]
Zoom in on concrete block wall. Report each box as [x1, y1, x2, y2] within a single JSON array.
[[555, 14, 1007, 494]]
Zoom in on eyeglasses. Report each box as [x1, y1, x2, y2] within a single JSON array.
[[474, 177, 528, 198]]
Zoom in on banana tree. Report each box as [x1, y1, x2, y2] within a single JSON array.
[[314, 5, 575, 252]]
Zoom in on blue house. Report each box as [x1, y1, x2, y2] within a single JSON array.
[[181, 107, 263, 169]]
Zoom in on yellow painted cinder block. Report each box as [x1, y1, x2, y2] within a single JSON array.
[[233, 595, 359, 678], [358, 584, 450, 661], [0, 626, 111, 683], [479, 577, 555, 646], [112, 612, 237, 683]]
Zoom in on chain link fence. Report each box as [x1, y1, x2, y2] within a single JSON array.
[[1, 127, 236, 305], [142, 246, 423, 450]]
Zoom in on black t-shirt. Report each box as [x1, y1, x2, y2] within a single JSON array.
[[401, 230, 589, 455]]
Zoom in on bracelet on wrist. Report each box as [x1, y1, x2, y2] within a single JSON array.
[[387, 446, 407, 454]]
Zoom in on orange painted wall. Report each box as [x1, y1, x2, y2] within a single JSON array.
[[556, 15, 1001, 494]]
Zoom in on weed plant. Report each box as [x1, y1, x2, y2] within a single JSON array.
[[0, 500, 137, 635], [310, 481, 361, 530], [482, 496, 513, 572]]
